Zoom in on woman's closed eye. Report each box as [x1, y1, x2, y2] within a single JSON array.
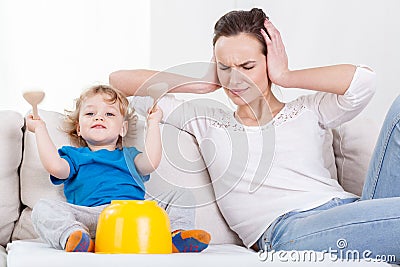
[[219, 65, 230, 71], [218, 63, 255, 71], [242, 65, 254, 70]]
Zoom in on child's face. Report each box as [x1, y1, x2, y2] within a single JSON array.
[[77, 93, 127, 150]]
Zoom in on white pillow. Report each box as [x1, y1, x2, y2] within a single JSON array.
[[0, 111, 24, 246], [332, 115, 380, 196], [323, 129, 338, 181]]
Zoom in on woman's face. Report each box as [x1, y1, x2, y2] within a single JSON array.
[[214, 33, 269, 106]]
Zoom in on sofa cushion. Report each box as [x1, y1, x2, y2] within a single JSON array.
[[6, 241, 265, 267], [332, 114, 380, 196], [7, 240, 392, 267], [13, 110, 69, 241], [11, 208, 37, 241], [20, 110, 69, 206], [0, 111, 23, 247]]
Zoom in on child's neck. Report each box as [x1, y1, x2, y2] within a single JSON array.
[[87, 144, 117, 151]]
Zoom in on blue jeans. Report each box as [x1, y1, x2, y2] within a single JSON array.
[[256, 95, 400, 263]]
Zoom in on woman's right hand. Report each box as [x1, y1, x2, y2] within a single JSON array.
[[26, 114, 46, 133], [200, 55, 221, 93]]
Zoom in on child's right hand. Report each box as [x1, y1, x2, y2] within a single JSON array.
[[147, 104, 163, 125], [26, 114, 46, 133]]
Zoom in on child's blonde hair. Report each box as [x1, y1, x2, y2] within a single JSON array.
[[64, 84, 131, 148]]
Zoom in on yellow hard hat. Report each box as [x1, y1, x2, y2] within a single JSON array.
[[95, 200, 172, 254]]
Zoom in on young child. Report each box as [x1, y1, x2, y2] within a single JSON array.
[[26, 85, 210, 253]]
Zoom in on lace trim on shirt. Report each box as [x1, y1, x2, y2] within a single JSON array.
[[209, 99, 305, 130], [210, 109, 245, 131], [273, 98, 306, 127]]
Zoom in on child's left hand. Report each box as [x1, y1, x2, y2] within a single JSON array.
[[147, 104, 163, 124], [25, 114, 46, 133]]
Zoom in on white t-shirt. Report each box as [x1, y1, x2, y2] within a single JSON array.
[[130, 66, 376, 247]]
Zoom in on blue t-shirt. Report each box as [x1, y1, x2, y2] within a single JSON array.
[[50, 146, 150, 207]]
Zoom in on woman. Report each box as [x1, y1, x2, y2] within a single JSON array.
[[110, 8, 400, 262]]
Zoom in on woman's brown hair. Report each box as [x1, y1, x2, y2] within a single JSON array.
[[213, 8, 269, 56]]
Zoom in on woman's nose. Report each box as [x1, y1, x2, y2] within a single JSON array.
[[228, 69, 242, 86]]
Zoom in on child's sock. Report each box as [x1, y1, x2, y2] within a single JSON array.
[[65, 230, 95, 252], [171, 229, 211, 253]]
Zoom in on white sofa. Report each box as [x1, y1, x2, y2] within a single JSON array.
[[0, 108, 394, 267]]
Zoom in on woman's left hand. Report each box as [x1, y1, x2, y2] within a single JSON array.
[[261, 19, 290, 87]]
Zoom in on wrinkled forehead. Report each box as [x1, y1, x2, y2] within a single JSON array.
[[214, 34, 264, 62]]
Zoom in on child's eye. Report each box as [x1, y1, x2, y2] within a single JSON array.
[[85, 112, 94, 116], [106, 112, 115, 117]]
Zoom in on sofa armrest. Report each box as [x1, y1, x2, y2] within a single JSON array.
[[0, 111, 24, 247], [0, 245, 6, 267]]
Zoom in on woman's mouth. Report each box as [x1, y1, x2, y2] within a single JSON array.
[[229, 88, 248, 96]]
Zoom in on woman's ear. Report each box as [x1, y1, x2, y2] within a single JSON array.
[[120, 120, 128, 137]]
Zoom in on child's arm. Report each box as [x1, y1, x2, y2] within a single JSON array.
[[26, 114, 70, 179], [134, 105, 163, 176]]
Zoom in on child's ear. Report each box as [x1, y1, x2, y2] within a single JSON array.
[[76, 125, 81, 136], [120, 121, 128, 137]]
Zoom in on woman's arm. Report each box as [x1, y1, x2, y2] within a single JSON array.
[[261, 19, 367, 95], [278, 64, 357, 95], [26, 115, 70, 179], [109, 61, 220, 97]]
